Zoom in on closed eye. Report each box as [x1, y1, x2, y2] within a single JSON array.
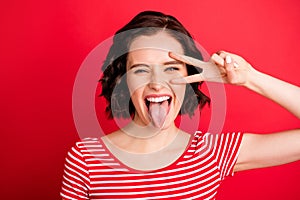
[[164, 66, 180, 72], [134, 69, 149, 74], [129, 64, 150, 74]]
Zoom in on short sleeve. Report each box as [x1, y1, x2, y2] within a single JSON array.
[[60, 142, 90, 200], [202, 132, 243, 180], [214, 132, 243, 179]]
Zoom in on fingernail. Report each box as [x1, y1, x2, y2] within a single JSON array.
[[225, 55, 232, 64], [233, 62, 239, 68], [169, 51, 178, 57]]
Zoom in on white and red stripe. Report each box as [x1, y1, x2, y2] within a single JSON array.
[[61, 131, 243, 200]]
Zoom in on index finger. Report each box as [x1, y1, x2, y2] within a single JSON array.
[[169, 52, 226, 84], [169, 52, 222, 72]]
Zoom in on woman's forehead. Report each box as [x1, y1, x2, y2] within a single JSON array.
[[127, 48, 181, 67], [129, 32, 184, 54]]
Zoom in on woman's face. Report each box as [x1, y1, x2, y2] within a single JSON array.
[[126, 32, 188, 130]]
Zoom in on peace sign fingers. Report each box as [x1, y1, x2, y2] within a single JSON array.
[[169, 52, 227, 84]]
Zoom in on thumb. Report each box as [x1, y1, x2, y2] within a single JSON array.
[[225, 55, 238, 83], [211, 53, 225, 66]]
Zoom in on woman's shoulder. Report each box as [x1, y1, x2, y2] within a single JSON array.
[[194, 131, 243, 137], [75, 137, 101, 145], [192, 131, 243, 145], [70, 137, 104, 154]]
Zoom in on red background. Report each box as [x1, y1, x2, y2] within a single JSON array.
[[1, 0, 299, 199]]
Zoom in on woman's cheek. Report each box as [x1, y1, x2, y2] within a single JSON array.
[[127, 74, 149, 95], [172, 84, 186, 107]]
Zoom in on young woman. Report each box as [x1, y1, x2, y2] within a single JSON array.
[[61, 11, 300, 200]]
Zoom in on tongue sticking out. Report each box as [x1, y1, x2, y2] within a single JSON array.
[[149, 100, 169, 128]]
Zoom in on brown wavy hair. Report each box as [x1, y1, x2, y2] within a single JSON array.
[[100, 11, 210, 119]]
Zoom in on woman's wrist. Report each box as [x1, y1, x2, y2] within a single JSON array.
[[242, 67, 266, 94]]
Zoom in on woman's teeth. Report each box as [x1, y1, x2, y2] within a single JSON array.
[[146, 96, 170, 103]]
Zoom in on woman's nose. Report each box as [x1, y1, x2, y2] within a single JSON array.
[[148, 69, 165, 91], [148, 81, 164, 91]]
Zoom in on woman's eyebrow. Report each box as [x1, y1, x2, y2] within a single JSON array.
[[129, 63, 150, 69], [129, 61, 183, 69], [163, 61, 184, 65]]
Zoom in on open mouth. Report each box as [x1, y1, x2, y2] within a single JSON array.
[[144, 95, 172, 128], [145, 95, 172, 109]]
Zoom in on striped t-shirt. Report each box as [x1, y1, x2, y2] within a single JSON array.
[[61, 131, 243, 200]]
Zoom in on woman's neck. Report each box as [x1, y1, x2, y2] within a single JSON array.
[[106, 121, 181, 154]]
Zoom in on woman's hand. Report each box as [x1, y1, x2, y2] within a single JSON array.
[[169, 51, 255, 86], [170, 50, 300, 119]]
